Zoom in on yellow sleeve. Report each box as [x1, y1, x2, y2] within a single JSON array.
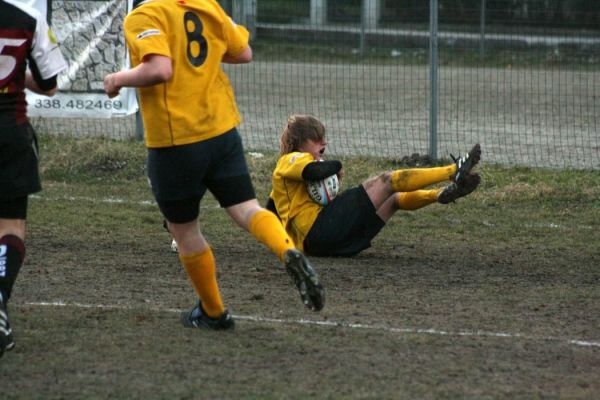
[[223, 16, 250, 57], [277, 152, 315, 181], [124, 9, 171, 65]]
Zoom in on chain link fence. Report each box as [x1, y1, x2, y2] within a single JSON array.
[[33, 0, 600, 169]]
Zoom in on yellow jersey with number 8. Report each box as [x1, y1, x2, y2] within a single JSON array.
[[124, 0, 249, 148]]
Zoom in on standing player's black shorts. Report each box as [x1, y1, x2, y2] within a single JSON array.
[[303, 185, 385, 257], [0, 123, 40, 219], [147, 128, 256, 223]]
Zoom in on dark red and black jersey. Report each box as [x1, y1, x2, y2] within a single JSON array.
[[0, 0, 66, 126]]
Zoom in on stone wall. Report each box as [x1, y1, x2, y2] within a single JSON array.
[[51, 0, 127, 92]]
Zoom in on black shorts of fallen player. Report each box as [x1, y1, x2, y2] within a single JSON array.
[[303, 185, 385, 257]]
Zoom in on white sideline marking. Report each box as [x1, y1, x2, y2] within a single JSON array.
[[31, 194, 156, 206], [30, 194, 220, 209], [21, 301, 600, 349]]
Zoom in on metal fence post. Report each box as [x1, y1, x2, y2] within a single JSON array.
[[46, 0, 52, 24], [429, 0, 439, 160], [479, 0, 486, 57], [310, 0, 327, 26], [135, 95, 144, 141], [359, 0, 366, 57], [232, 0, 256, 38]]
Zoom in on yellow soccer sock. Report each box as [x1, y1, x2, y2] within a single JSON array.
[[396, 189, 441, 210], [249, 209, 295, 262], [390, 165, 456, 192], [179, 247, 224, 318]]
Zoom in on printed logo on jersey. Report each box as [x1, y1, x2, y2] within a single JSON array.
[[289, 152, 303, 164], [0, 245, 7, 278], [136, 29, 161, 40], [48, 28, 59, 45]]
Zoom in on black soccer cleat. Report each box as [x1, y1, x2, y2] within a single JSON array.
[[180, 301, 235, 331], [0, 296, 15, 358], [451, 143, 481, 186], [284, 249, 325, 312], [438, 173, 481, 204]]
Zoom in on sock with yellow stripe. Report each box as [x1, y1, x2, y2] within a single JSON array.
[[248, 209, 295, 262], [396, 189, 441, 210], [179, 247, 224, 318], [390, 165, 456, 192]]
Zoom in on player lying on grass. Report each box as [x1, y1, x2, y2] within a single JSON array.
[[169, 116, 481, 257], [266, 114, 482, 257]]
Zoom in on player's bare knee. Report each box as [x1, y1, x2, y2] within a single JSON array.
[[375, 172, 393, 191], [364, 172, 390, 188], [380, 171, 393, 184], [363, 173, 394, 204]]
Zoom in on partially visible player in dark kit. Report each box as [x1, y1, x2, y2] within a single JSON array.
[[267, 114, 482, 257], [0, 0, 67, 357]]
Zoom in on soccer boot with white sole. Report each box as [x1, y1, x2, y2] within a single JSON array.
[[163, 220, 179, 253], [451, 143, 481, 186], [180, 301, 235, 331], [438, 173, 481, 204], [0, 297, 15, 357], [284, 249, 325, 312], [170, 239, 178, 253]]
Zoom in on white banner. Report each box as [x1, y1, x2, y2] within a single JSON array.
[[20, 0, 138, 118], [26, 89, 137, 118]]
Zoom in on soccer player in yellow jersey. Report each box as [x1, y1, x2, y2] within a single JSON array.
[[103, 0, 324, 330], [268, 114, 482, 257]]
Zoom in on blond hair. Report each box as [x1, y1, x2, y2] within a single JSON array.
[[279, 114, 326, 155]]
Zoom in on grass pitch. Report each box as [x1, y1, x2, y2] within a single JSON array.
[[1, 136, 599, 399]]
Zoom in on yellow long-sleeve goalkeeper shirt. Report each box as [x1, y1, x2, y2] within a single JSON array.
[[270, 152, 323, 251]]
